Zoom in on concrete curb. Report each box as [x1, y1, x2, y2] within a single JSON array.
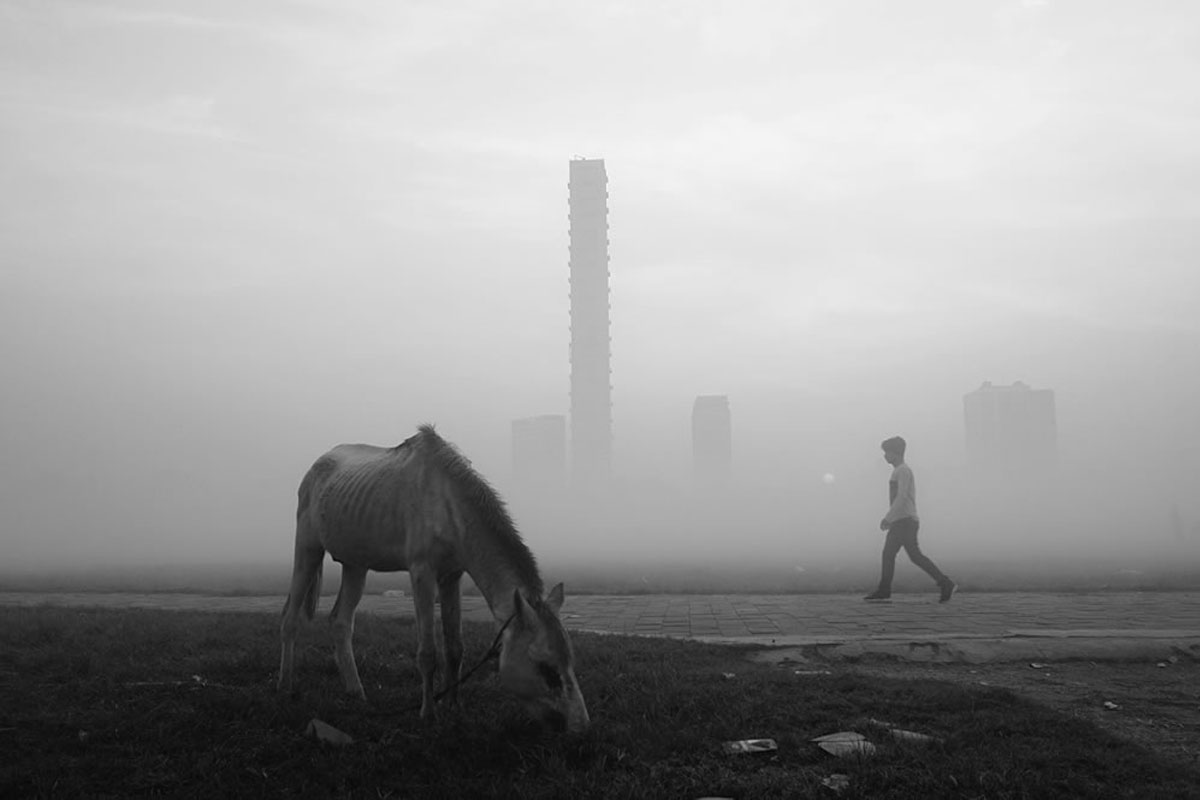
[[740, 632, 1200, 665]]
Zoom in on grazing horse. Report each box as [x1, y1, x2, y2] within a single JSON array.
[[277, 424, 589, 733]]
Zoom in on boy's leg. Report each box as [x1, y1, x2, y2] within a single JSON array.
[[867, 527, 904, 599], [900, 522, 954, 597]]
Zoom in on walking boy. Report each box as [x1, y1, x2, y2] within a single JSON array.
[[864, 436, 956, 602]]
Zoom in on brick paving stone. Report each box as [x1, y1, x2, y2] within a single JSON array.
[[3, 591, 1199, 648]]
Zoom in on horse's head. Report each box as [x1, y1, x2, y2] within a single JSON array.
[[498, 583, 590, 734]]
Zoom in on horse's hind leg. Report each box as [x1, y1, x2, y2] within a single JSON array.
[[409, 564, 439, 719], [330, 564, 368, 700], [278, 542, 324, 694], [437, 572, 464, 707]]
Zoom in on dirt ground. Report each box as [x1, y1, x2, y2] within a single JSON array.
[[845, 658, 1200, 770]]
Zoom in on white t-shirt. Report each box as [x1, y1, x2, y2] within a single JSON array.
[[884, 463, 919, 524]]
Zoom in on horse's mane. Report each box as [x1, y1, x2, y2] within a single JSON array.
[[410, 424, 544, 597]]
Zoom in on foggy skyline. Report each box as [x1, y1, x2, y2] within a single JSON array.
[[2, 0, 1198, 569]]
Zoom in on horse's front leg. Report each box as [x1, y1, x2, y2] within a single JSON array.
[[437, 572, 464, 707], [409, 564, 439, 719], [330, 564, 368, 700]]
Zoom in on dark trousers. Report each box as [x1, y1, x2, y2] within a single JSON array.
[[876, 517, 949, 595]]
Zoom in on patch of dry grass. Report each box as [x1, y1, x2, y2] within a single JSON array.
[[2, 606, 1198, 799]]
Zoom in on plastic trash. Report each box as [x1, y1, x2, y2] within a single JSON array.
[[821, 773, 851, 793], [888, 728, 939, 744], [1029, 663, 1048, 669], [306, 718, 354, 746], [868, 718, 941, 744], [1103, 701, 1119, 710], [722, 738, 777, 754], [721, 672, 737, 680], [812, 731, 876, 757]]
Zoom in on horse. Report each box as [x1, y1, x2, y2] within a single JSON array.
[[277, 424, 589, 733]]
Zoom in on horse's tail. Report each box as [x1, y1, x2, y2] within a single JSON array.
[[283, 461, 329, 622]]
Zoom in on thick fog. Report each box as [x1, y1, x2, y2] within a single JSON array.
[[2, 1, 1197, 574]]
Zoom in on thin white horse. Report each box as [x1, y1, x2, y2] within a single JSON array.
[[277, 424, 589, 733]]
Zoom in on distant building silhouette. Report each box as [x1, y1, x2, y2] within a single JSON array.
[[692, 395, 732, 487], [963, 381, 1057, 475], [568, 157, 611, 492], [511, 414, 567, 489]]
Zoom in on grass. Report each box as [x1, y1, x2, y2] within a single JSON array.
[[2, 606, 1199, 799]]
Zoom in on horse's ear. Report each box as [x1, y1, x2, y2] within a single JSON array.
[[511, 588, 528, 623], [545, 583, 564, 613]]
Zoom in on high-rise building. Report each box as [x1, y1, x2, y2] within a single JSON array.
[[692, 395, 732, 486], [568, 158, 611, 491], [963, 381, 1057, 475], [511, 414, 567, 489]]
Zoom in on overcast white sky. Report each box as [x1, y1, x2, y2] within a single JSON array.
[[2, 0, 1198, 568]]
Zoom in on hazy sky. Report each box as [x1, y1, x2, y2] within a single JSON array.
[[2, 0, 1198, 568]]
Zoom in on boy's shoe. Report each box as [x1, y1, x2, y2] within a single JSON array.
[[939, 581, 957, 603], [863, 592, 891, 602]]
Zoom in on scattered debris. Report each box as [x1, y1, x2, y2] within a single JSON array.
[[721, 672, 737, 680], [812, 731, 876, 757], [721, 738, 777, 755], [821, 773, 851, 793], [1103, 701, 1119, 710], [868, 719, 941, 744], [121, 674, 237, 690], [306, 718, 354, 746], [887, 728, 939, 745]]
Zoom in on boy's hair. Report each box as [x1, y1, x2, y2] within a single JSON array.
[[881, 436, 907, 457]]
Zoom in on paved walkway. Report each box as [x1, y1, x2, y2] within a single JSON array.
[[3, 590, 1199, 663]]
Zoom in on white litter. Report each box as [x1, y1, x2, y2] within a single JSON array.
[[868, 718, 941, 744], [821, 773, 851, 793], [812, 731, 877, 757], [306, 718, 354, 746], [722, 738, 777, 755]]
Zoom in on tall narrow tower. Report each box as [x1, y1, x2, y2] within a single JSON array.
[[568, 158, 611, 491]]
